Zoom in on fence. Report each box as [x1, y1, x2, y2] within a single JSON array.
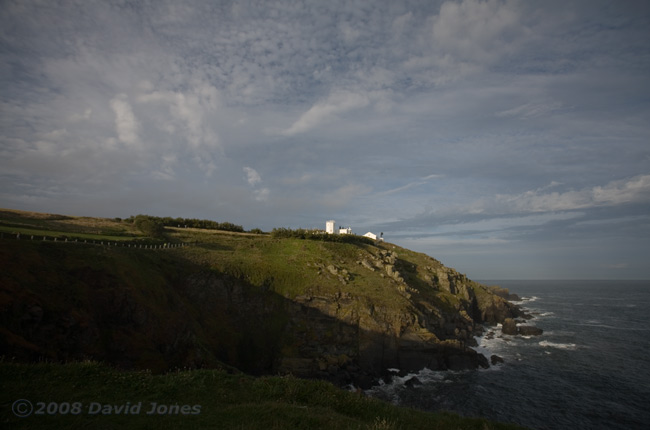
[[0, 232, 189, 250]]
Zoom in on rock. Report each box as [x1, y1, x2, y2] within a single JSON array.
[[360, 259, 375, 271], [477, 353, 490, 369], [327, 265, 338, 275], [446, 354, 474, 371], [502, 318, 518, 335], [518, 325, 543, 336], [404, 376, 422, 387], [487, 285, 521, 301], [490, 355, 504, 365], [385, 264, 395, 277], [353, 373, 377, 390]]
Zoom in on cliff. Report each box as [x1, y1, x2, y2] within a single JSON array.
[[0, 212, 524, 387]]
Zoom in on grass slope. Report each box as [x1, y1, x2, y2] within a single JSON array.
[[1, 362, 524, 429]]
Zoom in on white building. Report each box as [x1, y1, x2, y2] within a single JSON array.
[[326, 220, 336, 234], [339, 227, 352, 235], [363, 232, 384, 241]]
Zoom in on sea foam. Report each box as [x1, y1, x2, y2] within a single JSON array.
[[538, 340, 577, 350]]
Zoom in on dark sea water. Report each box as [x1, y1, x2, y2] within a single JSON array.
[[366, 280, 650, 429]]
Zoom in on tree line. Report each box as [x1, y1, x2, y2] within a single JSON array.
[[126, 215, 245, 237]]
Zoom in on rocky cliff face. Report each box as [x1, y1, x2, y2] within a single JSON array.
[[0, 237, 523, 387], [280, 247, 524, 386]]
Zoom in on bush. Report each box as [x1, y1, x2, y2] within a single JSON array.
[[270, 228, 373, 245], [134, 215, 165, 238]]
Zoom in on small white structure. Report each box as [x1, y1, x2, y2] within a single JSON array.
[[363, 232, 384, 241], [363, 232, 377, 240], [339, 227, 352, 235]]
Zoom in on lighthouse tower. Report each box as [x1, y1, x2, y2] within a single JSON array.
[[326, 220, 336, 234]]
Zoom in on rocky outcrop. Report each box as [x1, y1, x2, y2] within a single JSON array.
[[487, 285, 522, 301], [517, 325, 544, 336], [502, 318, 543, 336], [502, 318, 518, 335]]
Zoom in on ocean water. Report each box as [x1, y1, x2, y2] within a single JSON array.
[[366, 280, 650, 429]]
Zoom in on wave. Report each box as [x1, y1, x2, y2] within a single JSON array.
[[511, 296, 539, 305], [365, 367, 452, 403], [539, 340, 577, 350], [576, 322, 650, 331]]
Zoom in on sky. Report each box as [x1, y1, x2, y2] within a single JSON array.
[[1, 0, 649, 280]]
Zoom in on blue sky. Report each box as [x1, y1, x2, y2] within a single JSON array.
[[1, 0, 649, 280]]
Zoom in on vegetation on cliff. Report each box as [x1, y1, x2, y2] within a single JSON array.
[[1, 208, 524, 381], [1, 208, 527, 428]]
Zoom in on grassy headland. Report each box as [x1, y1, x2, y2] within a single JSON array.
[[1, 208, 526, 429]]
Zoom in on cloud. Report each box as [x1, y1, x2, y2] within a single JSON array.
[[282, 90, 370, 136], [496, 174, 650, 214], [433, 0, 520, 42], [243, 166, 269, 201], [137, 84, 221, 150], [321, 183, 372, 209], [152, 154, 177, 181], [377, 174, 442, 196], [495, 100, 565, 119], [253, 188, 270, 202], [243, 166, 262, 186], [68, 108, 92, 122], [110, 94, 140, 148], [425, 0, 525, 76]]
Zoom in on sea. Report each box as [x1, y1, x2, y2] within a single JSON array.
[[366, 280, 650, 429]]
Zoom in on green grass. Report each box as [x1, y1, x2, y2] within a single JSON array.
[[0, 362, 525, 429], [0, 225, 138, 242]]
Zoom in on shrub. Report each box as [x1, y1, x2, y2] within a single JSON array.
[[134, 215, 165, 238]]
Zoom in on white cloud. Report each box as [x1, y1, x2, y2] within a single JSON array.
[[377, 174, 442, 196], [282, 90, 370, 136], [254, 188, 270, 202], [137, 84, 221, 150], [68, 108, 92, 122], [152, 154, 178, 181], [110, 94, 140, 148], [495, 100, 565, 119], [431, 0, 522, 63], [243, 166, 262, 186], [496, 175, 650, 214], [243, 166, 269, 201]]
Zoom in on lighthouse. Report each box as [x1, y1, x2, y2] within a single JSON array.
[[326, 220, 336, 234]]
